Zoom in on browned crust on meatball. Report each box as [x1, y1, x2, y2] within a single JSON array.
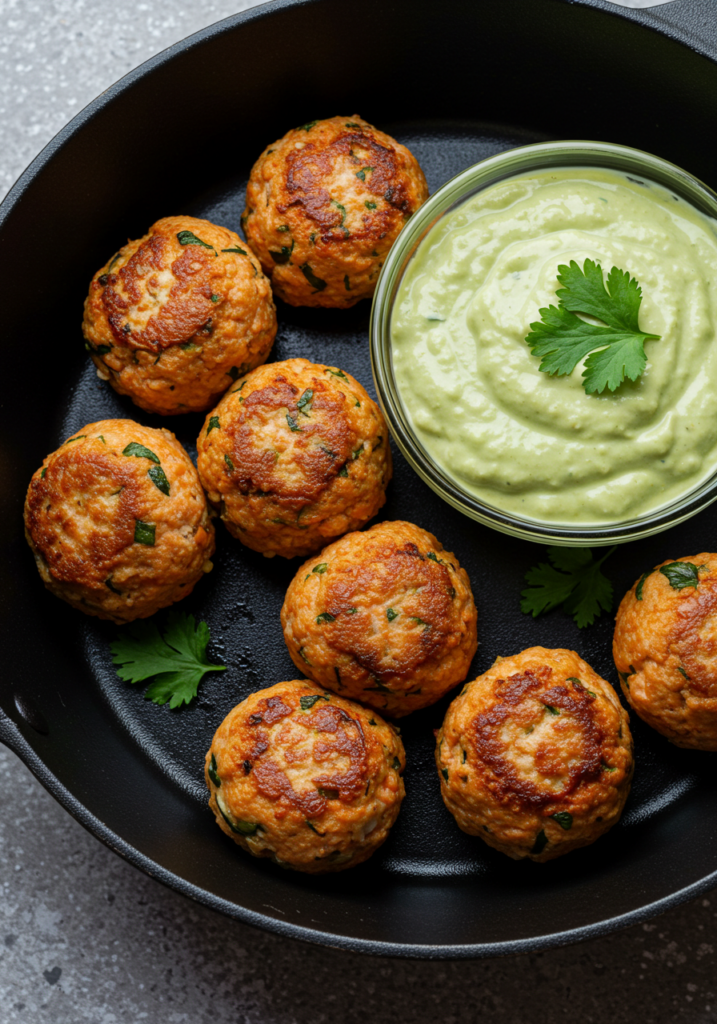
[[281, 520, 478, 717], [196, 358, 392, 558], [83, 216, 276, 415], [436, 648, 633, 862], [24, 419, 215, 622], [614, 553, 717, 750], [205, 680, 405, 873], [243, 115, 429, 307]]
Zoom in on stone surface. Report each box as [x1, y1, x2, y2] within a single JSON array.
[[2, 741, 717, 1023], [2, 1, 717, 1021]]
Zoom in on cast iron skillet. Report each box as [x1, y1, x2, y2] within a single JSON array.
[[1, 0, 717, 959]]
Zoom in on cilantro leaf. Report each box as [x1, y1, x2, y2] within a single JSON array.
[[525, 259, 660, 394], [659, 561, 701, 590], [521, 546, 616, 628], [110, 610, 226, 708]]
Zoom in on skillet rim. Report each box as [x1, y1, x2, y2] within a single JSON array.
[[1, 0, 717, 959]]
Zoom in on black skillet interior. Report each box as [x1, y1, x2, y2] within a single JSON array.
[[1, 0, 717, 958]]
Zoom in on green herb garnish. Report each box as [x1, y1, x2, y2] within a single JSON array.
[[297, 389, 313, 416], [148, 465, 170, 495], [176, 230, 217, 254], [313, 563, 328, 574], [286, 413, 302, 432], [543, 704, 560, 716], [326, 367, 348, 380], [365, 201, 377, 210], [635, 571, 650, 600], [208, 753, 221, 787], [123, 442, 160, 463], [551, 811, 573, 831], [525, 259, 661, 394], [521, 546, 615, 628], [316, 612, 335, 624], [270, 240, 294, 264], [660, 562, 702, 590], [300, 694, 329, 710], [221, 246, 247, 256], [224, 454, 235, 473], [207, 416, 220, 434], [531, 830, 548, 855], [300, 120, 318, 131], [441, 768, 449, 782], [134, 521, 156, 546], [344, 275, 351, 291], [300, 263, 327, 291], [677, 665, 691, 680], [386, 608, 398, 622], [111, 610, 226, 708]]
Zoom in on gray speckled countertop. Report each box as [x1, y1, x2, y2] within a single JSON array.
[[2, 2, 717, 1022]]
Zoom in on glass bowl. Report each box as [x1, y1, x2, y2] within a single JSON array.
[[370, 140, 717, 546]]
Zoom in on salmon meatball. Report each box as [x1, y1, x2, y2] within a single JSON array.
[[83, 216, 276, 415], [196, 358, 391, 559], [614, 553, 717, 750], [436, 648, 633, 862], [205, 680, 405, 873], [281, 521, 478, 717], [243, 115, 429, 308], [24, 419, 215, 622]]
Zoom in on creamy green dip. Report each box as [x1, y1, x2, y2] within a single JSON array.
[[391, 167, 717, 523]]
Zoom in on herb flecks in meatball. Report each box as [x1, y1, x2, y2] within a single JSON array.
[[437, 647, 633, 861], [24, 419, 215, 622], [281, 521, 478, 716], [83, 216, 276, 415], [205, 680, 405, 873], [196, 358, 392, 559], [243, 115, 429, 308], [614, 553, 717, 750]]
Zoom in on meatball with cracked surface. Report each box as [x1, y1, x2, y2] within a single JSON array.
[[436, 648, 633, 862], [83, 215, 276, 415], [24, 419, 215, 623], [614, 553, 717, 750], [196, 358, 391, 559], [205, 679, 405, 873], [242, 114, 429, 308], [281, 521, 478, 717]]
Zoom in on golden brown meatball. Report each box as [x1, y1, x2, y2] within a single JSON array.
[[614, 553, 717, 750], [436, 648, 633, 862], [196, 358, 391, 559], [281, 521, 477, 717], [205, 679, 405, 873], [243, 115, 429, 308], [83, 216, 276, 415], [24, 419, 215, 622]]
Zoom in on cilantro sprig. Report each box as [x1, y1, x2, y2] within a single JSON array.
[[521, 546, 616, 628], [525, 259, 660, 394], [111, 610, 226, 708]]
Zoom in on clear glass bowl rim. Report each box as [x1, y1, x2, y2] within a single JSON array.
[[369, 139, 717, 547]]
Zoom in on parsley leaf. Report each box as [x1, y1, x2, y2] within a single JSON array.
[[521, 546, 616, 628], [525, 259, 661, 394], [111, 610, 226, 708], [176, 230, 217, 255], [660, 561, 701, 590]]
